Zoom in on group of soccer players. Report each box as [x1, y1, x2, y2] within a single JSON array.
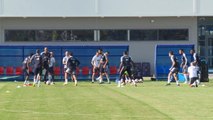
[[91, 49, 110, 84], [62, 51, 80, 86], [22, 47, 112, 87], [167, 49, 201, 87], [22, 47, 56, 87], [22, 47, 201, 88], [117, 51, 137, 87], [22, 47, 142, 87], [91, 49, 142, 87]]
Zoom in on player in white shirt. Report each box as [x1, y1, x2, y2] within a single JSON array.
[[188, 62, 199, 87], [63, 51, 71, 85], [91, 52, 102, 83]]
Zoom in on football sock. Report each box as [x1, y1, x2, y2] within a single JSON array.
[[37, 80, 40, 87], [176, 80, 179, 85], [65, 79, 68, 83], [184, 74, 188, 83], [105, 74, 110, 83], [196, 80, 200, 85], [99, 78, 103, 83], [48, 75, 52, 81], [75, 80, 77, 86], [167, 78, 171, 83], [96, 76, 100, 80], [34, 78, 37, 84]]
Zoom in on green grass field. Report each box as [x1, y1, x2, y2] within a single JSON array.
[[0, 80, 213, 120]]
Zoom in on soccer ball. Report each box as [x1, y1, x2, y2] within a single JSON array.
[[46, 81, 50, 85]]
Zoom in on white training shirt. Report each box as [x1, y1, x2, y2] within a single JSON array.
[[91, 54, 102, 67], [188, 66, 199, 78], [49, 57, 55, 67], [62, 56, 69, 68]]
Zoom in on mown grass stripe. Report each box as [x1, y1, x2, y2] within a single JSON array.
[[103, 85, 174, 120]]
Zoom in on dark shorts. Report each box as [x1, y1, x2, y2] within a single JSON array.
[[170, 67, 179, 74], [66, 68, 76, 75], [182, 66, 188, 73], [64, 68, 67, 73], [43, 64, 49, 71], [190, 77, 198, 84], [180, 64, 188, 73], [49, 67, 54, 75], [23, 67, 29, 76], [120, 66, 132, 78], [100, 65, 109, 73], [33, 67, 42, 76], [93, 67, 100, 74]]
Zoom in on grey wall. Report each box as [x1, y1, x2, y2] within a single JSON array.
[[0, 17, 198, 75]]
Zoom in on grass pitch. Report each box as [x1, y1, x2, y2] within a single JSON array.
[[0, 80, 213, 120]]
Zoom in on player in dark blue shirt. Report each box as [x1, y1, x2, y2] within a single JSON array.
[[179, 49, 189, 84], [99, 51, 110, 84], [190, 49, 201, 67], [166, 51, 180, 86], [190, 49, 201, 84], [22, 53, 33, 86], [64, 52, 80, 86], [40, 47, 50, 83], [118, 51, 134, 86], [30, 49, 42, 87]]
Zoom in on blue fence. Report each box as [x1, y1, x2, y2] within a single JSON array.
[[0, 45, 129, 81], [155, 44, 194, 81]]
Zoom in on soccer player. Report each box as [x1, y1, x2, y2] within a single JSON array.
[[91, 51, 102, 83], [30, 49, 42, 87], [179, 49, 189, 84], [118, 51, 135, 87], [190, 49, 201, 84], [188, 62, 199, 87], [166, 51, 180, 86], [118, 52, 125, 87], [22, 53, 33, 86], [65, 52, 80, 86], [40, 47, 50, 83], [190, 49, 201, 66], [99, 51, 110, 84], [47, 52, 55, 85], [63, 51, 70, 84]]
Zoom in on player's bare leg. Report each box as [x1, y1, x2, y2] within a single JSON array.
[[64, 72, 68, 85], [72, 75, 77, 86], [104, 72, 110, 84], [166, 72, 172, 86], [37, 74, 41, 87], [173, 73, 180, 86]]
